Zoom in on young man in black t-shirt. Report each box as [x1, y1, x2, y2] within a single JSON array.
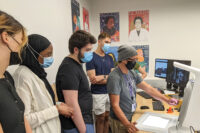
[[56, 30, 97, 133]]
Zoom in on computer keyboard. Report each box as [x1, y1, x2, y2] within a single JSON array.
[[137, 91, 153, 99], [152, 101, 165, 111]]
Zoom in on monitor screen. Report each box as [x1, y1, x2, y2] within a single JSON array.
[[166, 60, 191, 86], [154, 59, 169, 79]]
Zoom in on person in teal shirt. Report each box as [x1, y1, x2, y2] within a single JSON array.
[[133, 62, 147, 79]]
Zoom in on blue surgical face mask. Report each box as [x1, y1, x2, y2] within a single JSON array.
[[27, 44, 54, 68], [80, 51, 93, 63], [41, 56, 54, 68], [102, 43, 110, 54]]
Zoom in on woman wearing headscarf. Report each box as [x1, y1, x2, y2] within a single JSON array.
[[13, 34, 73, 133], [0, 10, 32, 133]]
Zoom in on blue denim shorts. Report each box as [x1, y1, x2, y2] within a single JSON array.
[[63, 124, 94, 133]]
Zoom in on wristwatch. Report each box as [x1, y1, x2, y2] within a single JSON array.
[[104, 75, 106, 80]]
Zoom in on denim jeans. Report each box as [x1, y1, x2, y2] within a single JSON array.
[[63, 124, 94, 133]]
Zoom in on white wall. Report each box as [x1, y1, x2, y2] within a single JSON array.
[[1, 0, 200, 82], [89, 0, 200, 78], [0, 0, 91, 83]]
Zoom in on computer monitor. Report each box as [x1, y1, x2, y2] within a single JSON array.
[[168, 62, 200, 132], [136, 62, 200, 132], [154, 59, 169, 79], [166, 60, 191, 87]]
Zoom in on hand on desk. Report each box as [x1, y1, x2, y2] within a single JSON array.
[[167, 98, 179, 106], [126, 122, 138, 133]]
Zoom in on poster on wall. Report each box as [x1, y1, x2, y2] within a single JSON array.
[[107, 45, 149, 73], [100, 12, 120, 42], [71, 0, 81, 32], [133, 45, 149, 73], [83, 7, 89, 32], [128, 10, 149, 44]]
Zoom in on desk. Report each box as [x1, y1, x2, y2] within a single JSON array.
[[132, 94, 180, 133]]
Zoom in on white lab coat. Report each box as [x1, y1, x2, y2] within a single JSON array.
[[13, 65, 61, 133], [129, 28, 149, 43]]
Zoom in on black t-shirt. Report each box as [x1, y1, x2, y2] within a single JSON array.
[[0, 71, 25, 133], [56, 57, 93, 130]]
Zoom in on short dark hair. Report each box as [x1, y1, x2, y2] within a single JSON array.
[[134, 16, 143, 24], [69, 30, 97, 54], [98, 32, 111, 40], [105, 16, 115, 24]]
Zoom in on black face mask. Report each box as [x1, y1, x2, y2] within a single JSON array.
[[9, 52, 21, 65], [126, 61, 136, 70], [9, 48, 26, 66]]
